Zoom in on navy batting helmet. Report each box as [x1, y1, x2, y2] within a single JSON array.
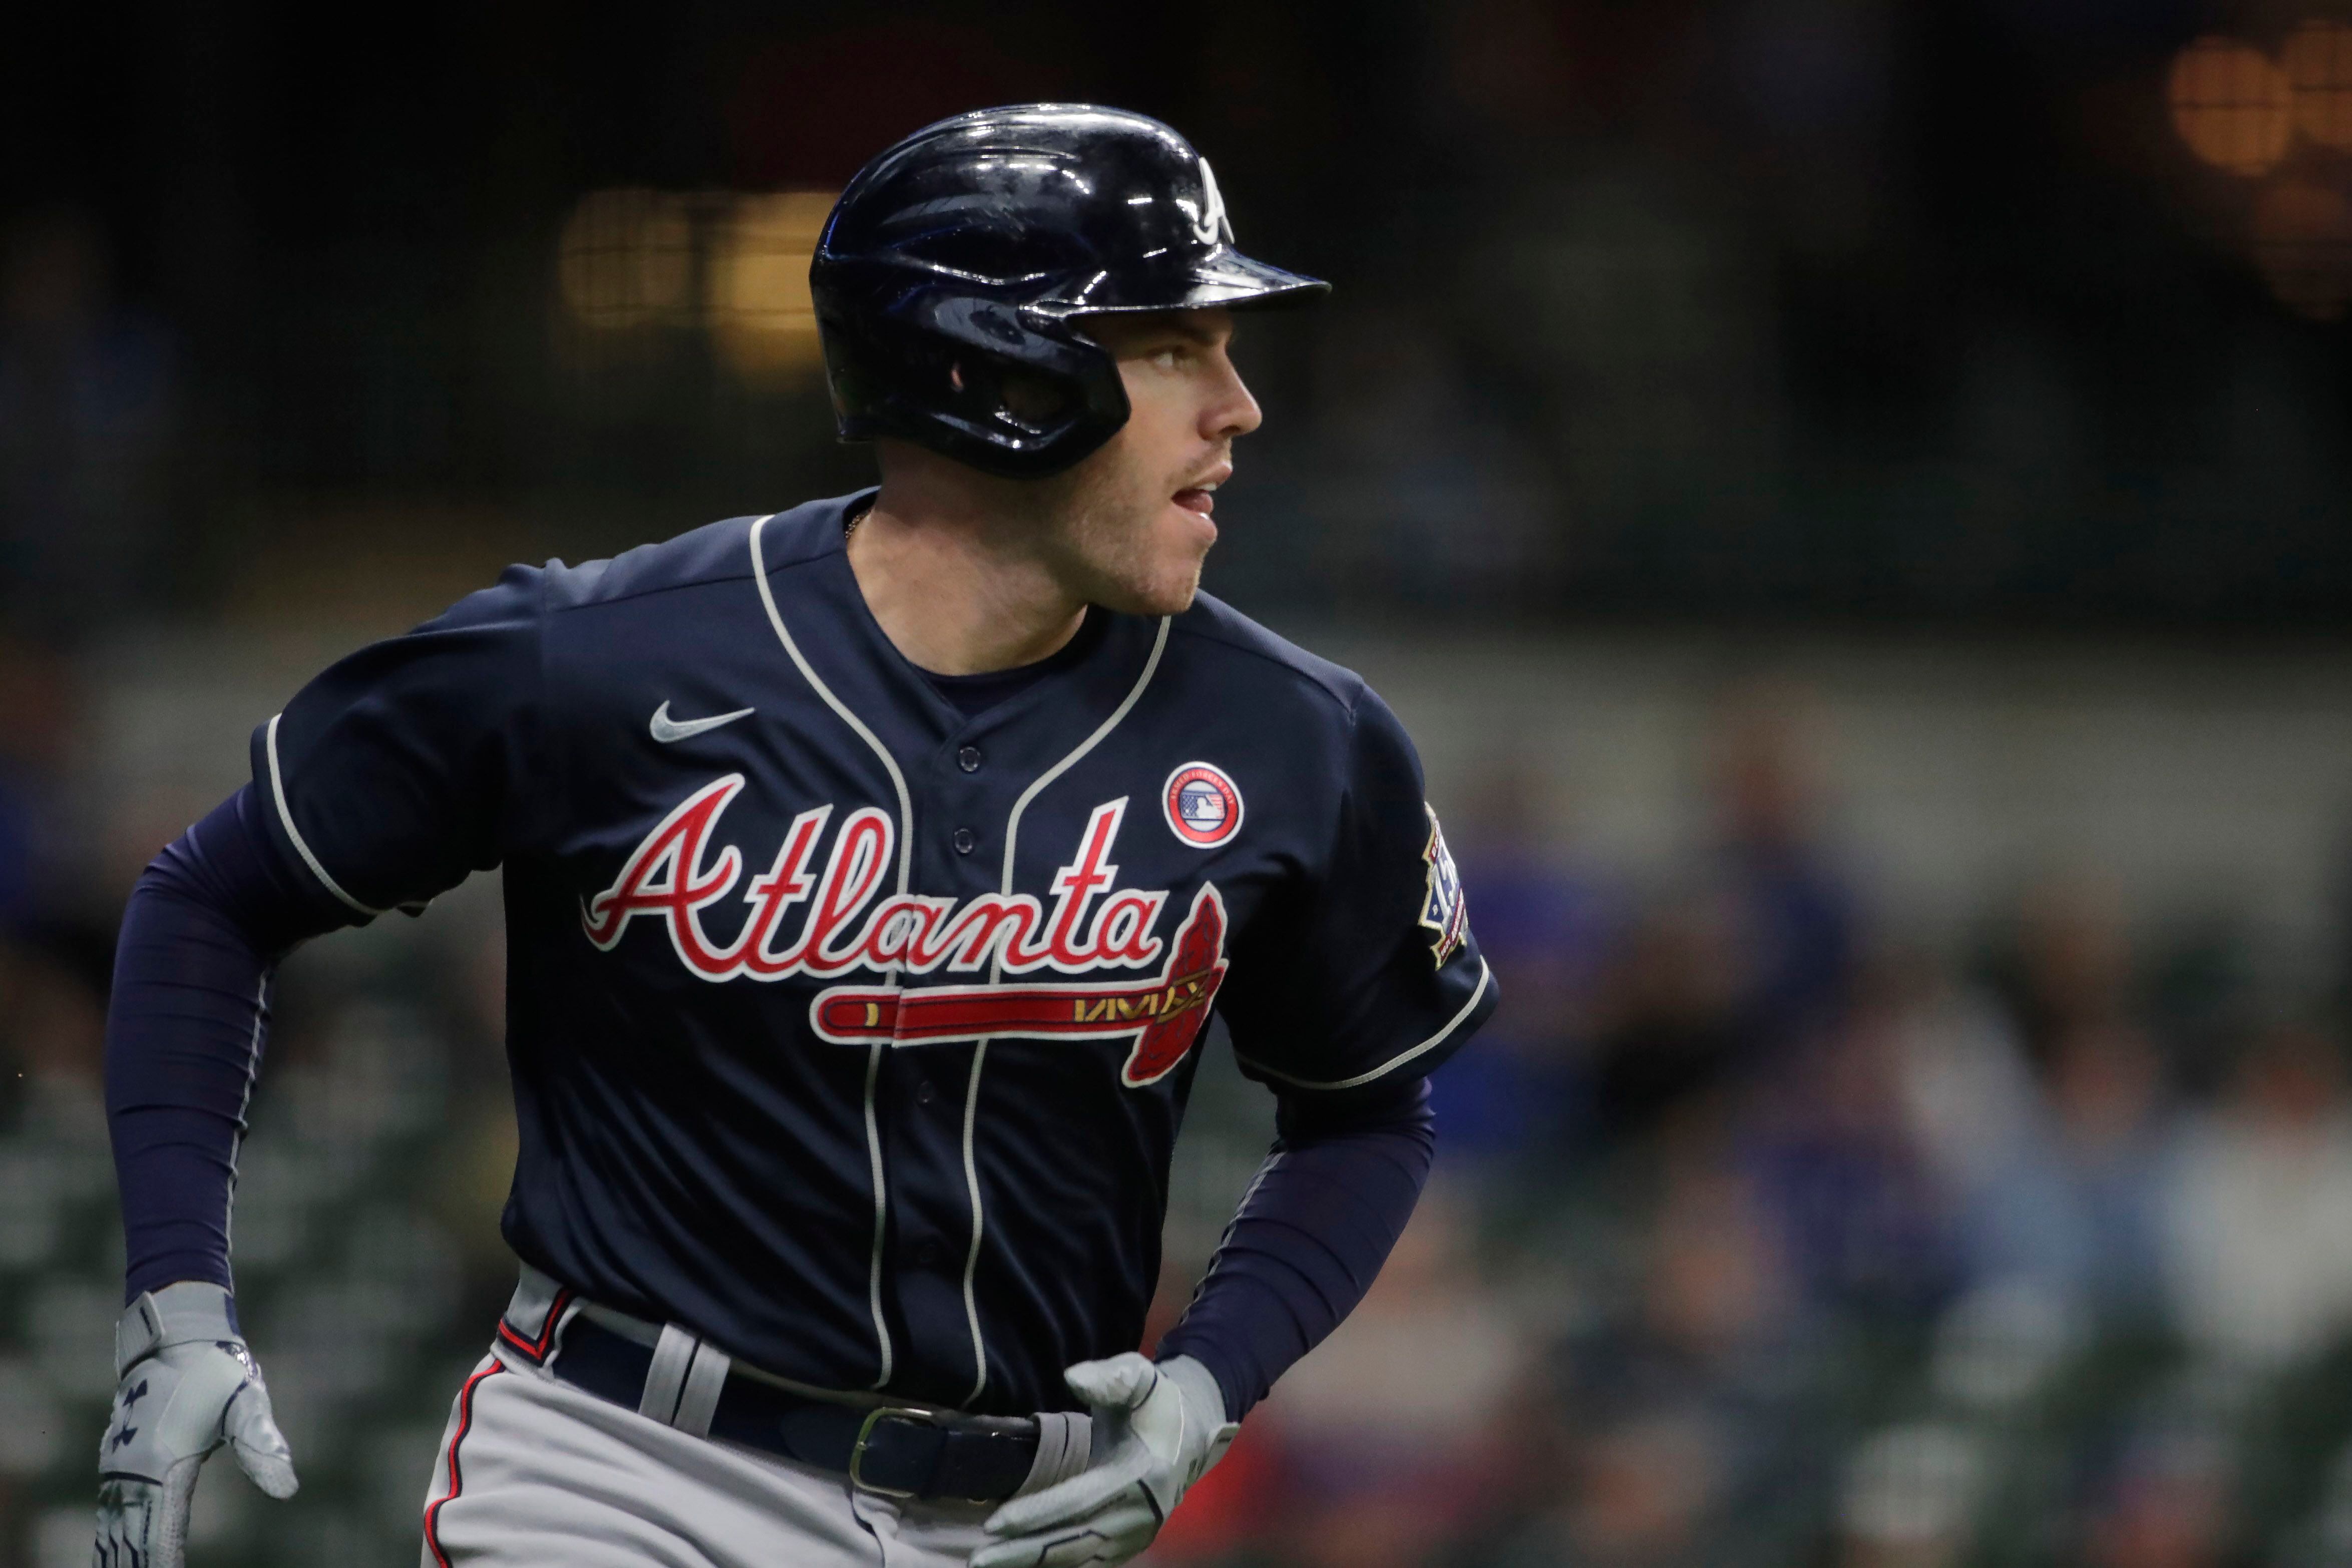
[[810, 104, 1329, 480]]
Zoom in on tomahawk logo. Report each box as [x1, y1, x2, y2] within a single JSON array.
[[580, 777, 1228, 1080], [813, 885, 1228, 1086]]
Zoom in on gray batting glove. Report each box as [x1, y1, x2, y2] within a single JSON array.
[[93, 1282, 298, 1567], [974, 1353, 1236, 1568]]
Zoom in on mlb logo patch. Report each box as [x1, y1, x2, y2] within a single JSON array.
[[1163, 762, 1244, 848]]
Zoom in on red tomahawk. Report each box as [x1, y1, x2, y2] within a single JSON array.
[[810, 884, 1229, 1087]]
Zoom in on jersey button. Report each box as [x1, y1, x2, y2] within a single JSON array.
[[917, 1081, 937, 1105], [958, 745, 983, 773], [916, 1239, 943, 1266], [952, 827, 976, 855]]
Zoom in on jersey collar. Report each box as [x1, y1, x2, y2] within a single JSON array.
[[751, 492, 1169, 765]]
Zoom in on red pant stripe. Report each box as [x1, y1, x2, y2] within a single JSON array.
[[423, 1360, 505, 1567]]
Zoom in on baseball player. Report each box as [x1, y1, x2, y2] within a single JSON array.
[[94, 105, 1495, 1567]]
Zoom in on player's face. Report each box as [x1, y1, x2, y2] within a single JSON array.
[[1046, 308, 1262, 616]]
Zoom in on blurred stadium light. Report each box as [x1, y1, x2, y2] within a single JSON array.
[[555, 188, 695, 331], [2285, 20, 2352, 151], [2168, 36, 2294, 176], [2251, 178, 2352, 321], [708, 190, 833, 376], [555, 187, 832, 376]]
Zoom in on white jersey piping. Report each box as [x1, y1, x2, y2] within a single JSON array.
[[955, 1037, 992, 1400], [750, 511, 911, 1389], [223, 974, 268, 1263], [264, 713, 382, 917], [1236, 957, 1493, 1091], [748, 516, 917, 892], [959, 614, 1172, 1404]]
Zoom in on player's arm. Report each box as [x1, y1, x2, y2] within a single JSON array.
[[96, 784, 345, 1564], [979, 689, 1493, 1568], [109, 788, 351, 1303], [1154, 1072, 1437, 1415], [97, 566, 547, 1566], [1169, 686, 1491, 1414]]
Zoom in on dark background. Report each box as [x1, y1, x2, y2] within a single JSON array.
[[7, 0, 2348, 637]]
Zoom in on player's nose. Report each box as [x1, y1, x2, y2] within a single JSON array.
[[1204, 352, 1262, 443]]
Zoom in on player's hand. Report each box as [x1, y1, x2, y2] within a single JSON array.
[[974, 1353, 1235, 1568], [93, 1282, 298, 1567]]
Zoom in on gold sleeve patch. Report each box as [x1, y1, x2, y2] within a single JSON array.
[[1417, 804, 1467, 967]]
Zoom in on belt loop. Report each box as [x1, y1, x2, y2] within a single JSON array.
[[674, 1340, 731, 1439], [499, 1268, 579, 1366], [541, 1295, 587, 1369], [640, 1324, 699, 1425]]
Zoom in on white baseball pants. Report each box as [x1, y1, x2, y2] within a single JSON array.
[[418, 1347, 994, 1567]]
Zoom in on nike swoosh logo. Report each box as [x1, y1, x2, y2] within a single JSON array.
[[650, 701, 755, 744]]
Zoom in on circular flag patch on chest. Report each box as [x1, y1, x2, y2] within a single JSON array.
[[1163, 762, 1244, 848]]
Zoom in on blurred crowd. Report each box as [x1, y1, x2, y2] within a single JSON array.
[[1149, 706, 2352, 1568]]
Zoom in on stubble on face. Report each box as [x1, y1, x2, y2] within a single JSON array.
[[1028, 430, 1214, 618]]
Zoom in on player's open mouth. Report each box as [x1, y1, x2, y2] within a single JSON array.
[[1173, 468, 1227, 517]]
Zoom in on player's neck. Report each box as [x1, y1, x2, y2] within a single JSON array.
[[848, 482, 1090, 677]]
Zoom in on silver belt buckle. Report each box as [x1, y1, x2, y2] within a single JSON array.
[[849, 1405, 941, 1497]]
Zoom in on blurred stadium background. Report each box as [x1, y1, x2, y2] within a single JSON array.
[[10, 2, 2352, 1564]]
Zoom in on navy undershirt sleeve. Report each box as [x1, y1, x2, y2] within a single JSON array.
[[1155, 1074, 1437, 1420], [105, 784, 352, 1301]]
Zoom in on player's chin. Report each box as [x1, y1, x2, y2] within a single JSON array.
[[1147, 515, 1214, 611], [1094, 549, 1207, 617], [1081, 501, 1213, 615], [1141, 571, 1205, 616], [1096, 566, 1203, 618]]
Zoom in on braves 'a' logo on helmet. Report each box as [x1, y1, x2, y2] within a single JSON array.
[[1191, 158, 1230, 244]]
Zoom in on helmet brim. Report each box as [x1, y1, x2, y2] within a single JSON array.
[[1049, 245, 1329, 316]]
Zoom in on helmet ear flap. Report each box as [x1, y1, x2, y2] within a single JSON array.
[[947, 353, 1093, 439], [825, 284, 1130, 478], [966, 360, 1072, 433]]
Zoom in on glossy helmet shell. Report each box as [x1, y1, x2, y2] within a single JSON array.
[[811, 104, 1328, 479]]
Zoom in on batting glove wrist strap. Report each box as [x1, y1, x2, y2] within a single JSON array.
[[115, 1282, 240, 1379], [1156, 1354, 1238, 1486]]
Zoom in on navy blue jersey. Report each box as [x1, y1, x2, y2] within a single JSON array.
[[248, 492, 1494, 1414]]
